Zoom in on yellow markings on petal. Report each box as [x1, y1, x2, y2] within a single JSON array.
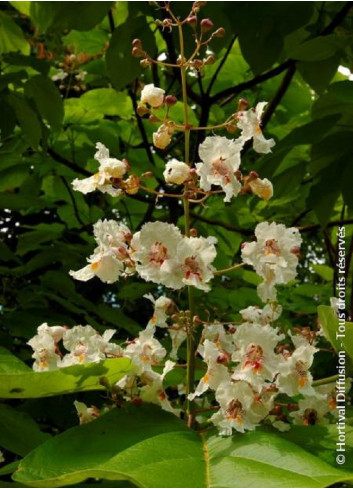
[[299, 376, 308, 387], [77, 354, 86, 363], [150, 314, 157, 325], [202, 373, 210, 383], [39, 360, 48, 369], [90, 262, 100, 270]]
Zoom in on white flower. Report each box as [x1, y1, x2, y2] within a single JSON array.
[[232, 323, 284, 389], [144, 294, 173, 328], [201, 323, 234, 353], [70, 219, 133, 284], [210, 381, 261, 434], [93, 219, 132, 249], [62, 325, 105, 366], [72, 143, 128, 196], [249, 177, 273, 200], [131, 221, 183, 289], [168, 325, 187, 360], [69, 248, 125, 284], [188, 340, 230, 400], [276, 344, 317, 397], [196, 136, 244, 202], [141, 83, 165, 108], [290, 394, 330, 426], [27, 329, 62, 372], [153, 124, 174, 149], [241, 221, 302, 302], [36, 323, 66, 343], [240, 303, 282, 324], [75, 70, 87, 82], [163, 159, 190, 185], [100, 329, 124, 357], [176, 236, 217, 292], [51, 69, 68, 82], [237, 102, 275, 154], [74, 401, 100, 424], [124, 325, 166, 373], [140, 360, 180, 416]]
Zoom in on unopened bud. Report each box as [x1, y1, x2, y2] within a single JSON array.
[[200, 18, 214, 33], [149, 114, 159, 123], [234, 170, 242, 181], [99, 376, 111, 389], [190, 228, 198, 236], [186, 15, 197, 26], [162, 18, 173, 28], [132, 47, 144, 58], [193, 315, 203, 325], [226, 123, 237, 134], [237, 98, 249, 111], [165, 94, 178, 106], [204, 55, 216, 65], [214, 27, 226, 38], [248, 170, 259, 180], [192, 59, 204, 70], [228, 326, 236, 334], [287, 403, 299, 412], [132, 39, 142, 49], [122, 158, 131, 171], [137, 105, 149, 117], [140, 59, 151, 68]]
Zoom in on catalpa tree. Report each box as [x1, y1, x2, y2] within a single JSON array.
[[0, 2, 353, 488]]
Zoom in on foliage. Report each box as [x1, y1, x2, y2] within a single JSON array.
[[1, 1, 353, 487]]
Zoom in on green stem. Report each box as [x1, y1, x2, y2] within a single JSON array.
[[178, 21, 196, 427], [312, 374, 339, 387]]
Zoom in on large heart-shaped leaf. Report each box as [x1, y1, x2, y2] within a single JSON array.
[[0, 347, 132, 398], [13, 405, 353, 488]]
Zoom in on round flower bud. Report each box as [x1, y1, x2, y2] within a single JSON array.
[[165, 95, 178, 106], [132, 39, 142, 49], [214, 27, 226, 38], [186, 15, 197, 26], [200, 18, 214, 33], [137, 105, 149, 117], [141, 83, 165, 108], [204, 55, 216, 65], [163, 159, 190, 185], [132, 47, 144, 58], [237, 98, 249, 111]]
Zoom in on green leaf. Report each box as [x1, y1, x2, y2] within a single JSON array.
[[312, 264, 334, 281], [106, 16, 156, 90], [63, 29, 109, 55], [80, 89, 133, 117], [6, 93, 42, 148], [0, 347, 132, 399], [298, 56, 339, 93], [0, 404, 50, 456], [0, 11, 30, 55], [290, 35, 342, 62], [29, 2, 114, 34], [24, 75, 64, 129], [13, 405, 353, 488], [317, 305, 353, 361]]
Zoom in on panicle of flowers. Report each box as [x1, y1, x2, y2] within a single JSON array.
[[27, 2, 345, 437]]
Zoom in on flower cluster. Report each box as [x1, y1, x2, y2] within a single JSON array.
[[27, 323, 122, 371], [70, 219, 217, 292]]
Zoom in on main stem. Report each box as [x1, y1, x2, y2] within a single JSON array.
[[178, 21, 196, 427]]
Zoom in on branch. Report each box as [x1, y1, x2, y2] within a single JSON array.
[[47, 148, 90, 177], [212, 2, 351, 106], [206, 34, 237, 96]]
